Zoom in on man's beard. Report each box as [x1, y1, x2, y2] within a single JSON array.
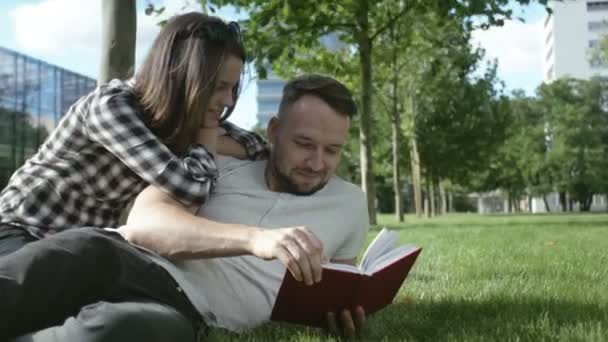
[[268, 153, 328, 196]]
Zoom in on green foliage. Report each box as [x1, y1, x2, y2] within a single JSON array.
[[472, 77, 608, 211], [536, 77, 608, 210], [201, 0, 552, 214], [401, 13, 509, 186]]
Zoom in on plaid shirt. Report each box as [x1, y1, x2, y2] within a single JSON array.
[[0, 79, 268, 238]]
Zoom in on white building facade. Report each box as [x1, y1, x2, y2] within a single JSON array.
[[543, 0, 608, 82], [533, 0, 608, 213]]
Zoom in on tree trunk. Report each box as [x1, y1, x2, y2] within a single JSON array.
[[101, 0, 136, 226], [542, 194, 551, 212], [423, 189, 429, 218], [448, 192, 454, 213], [391, 113, 403, 222], [390, 25, 403, 223], [581, 196, 592, 212], [356, 9, 377, 225], [439, 180, 446, 215], [559, 191, 566, 212], [99, 0, 136, 85], [428, 176, 435, 217], [409, 127, 422, 217]]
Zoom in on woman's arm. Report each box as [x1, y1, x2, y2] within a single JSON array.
[[84, 87, 218, 208]]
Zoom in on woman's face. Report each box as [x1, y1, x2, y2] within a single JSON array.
[[203, 54, 243, 128]]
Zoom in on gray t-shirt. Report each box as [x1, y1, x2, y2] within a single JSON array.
[[151, 156, 369, 331]]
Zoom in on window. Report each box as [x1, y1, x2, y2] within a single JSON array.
[[590, 58, 607, 68], [588, 20, 608, 31], [587, 1, 608, 12], [590, 39, 600, 48]]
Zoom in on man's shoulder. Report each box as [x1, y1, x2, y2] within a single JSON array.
[[325, 176, 366, 200], [216, 155, 258, 176]]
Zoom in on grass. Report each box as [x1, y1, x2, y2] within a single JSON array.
[[206, 213, 608, 341]]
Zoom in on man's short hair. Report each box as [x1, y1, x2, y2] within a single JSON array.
[[277, 74, 357, 118]]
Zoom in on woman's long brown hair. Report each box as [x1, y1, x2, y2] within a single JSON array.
[[134, 12, 245, 154]]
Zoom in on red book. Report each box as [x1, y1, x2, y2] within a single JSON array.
[[270, 228, 422, 327]]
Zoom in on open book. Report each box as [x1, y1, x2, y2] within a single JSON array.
[[270, 228, 422, 327]]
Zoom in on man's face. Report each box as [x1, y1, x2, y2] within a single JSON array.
[[267, 94, 350, 195]]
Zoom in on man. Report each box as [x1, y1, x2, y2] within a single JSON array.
[[0, 75, 369, 341]]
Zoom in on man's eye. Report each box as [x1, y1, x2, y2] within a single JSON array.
[[295, 141, 314, 149]]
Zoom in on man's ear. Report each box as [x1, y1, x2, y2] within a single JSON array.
[[267, 116, 279, 145]]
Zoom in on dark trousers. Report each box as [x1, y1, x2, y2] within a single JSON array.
[[0, 225, 204, 341], [0, 224, 37, 257]]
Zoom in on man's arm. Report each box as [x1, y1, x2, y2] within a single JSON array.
[[120, 185, 325, 286]]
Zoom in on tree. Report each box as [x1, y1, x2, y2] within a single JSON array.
[[98, 0, 137, 84], [209, 0, 549, 222], [537, 77, 608, 211]]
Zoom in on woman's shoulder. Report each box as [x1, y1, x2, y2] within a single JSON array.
[[95, 79, 137, 101], [84, 78, 139, 112]]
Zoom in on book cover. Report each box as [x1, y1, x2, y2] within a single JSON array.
[[270, 230, 421, 327]]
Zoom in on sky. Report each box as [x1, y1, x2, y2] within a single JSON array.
[[0, 0, 548, 129]]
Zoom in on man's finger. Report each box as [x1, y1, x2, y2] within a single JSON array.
[[326, 312, 340, 336], [275, 246, 303, 282], [340, 309, 356, 338], [284, 238, 314, 285], [295, 228, 323, 283], [292, 231, 323, 283], [354, 306, 366, 335]]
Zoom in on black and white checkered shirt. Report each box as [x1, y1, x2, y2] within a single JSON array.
[[0, 79, 268, 238]]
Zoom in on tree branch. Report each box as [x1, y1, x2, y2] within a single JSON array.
[[370, 2, 413, 42]]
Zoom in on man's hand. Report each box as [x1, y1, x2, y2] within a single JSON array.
[[326, 306, 366, 339], [249, 226, 324, 286]]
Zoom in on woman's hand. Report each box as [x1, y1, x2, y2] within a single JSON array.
[[196, 127, 219, 155], [216, 135, 249, 159]]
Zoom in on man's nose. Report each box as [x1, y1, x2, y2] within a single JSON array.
[[307, 150, 324, 172]]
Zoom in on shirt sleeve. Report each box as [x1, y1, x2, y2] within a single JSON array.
[[83, 84, 217, 207], [220, 121, 269, 160]]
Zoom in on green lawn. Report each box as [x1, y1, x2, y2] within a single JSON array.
[[207, 213, 608, 341]]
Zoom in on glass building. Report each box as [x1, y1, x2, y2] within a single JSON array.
[[256, 69, 285, 129], [0, 46, 96, 189], [255, 33, 345, 128]]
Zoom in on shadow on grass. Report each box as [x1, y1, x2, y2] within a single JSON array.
[[364, 297, 607, 341], [206, 297, 607, 341]]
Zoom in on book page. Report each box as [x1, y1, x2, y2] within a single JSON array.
[[358, 228, 398, 271], [322, 262, 361, 273], [364, 245, 419, 275]]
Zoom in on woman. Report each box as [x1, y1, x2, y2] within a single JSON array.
[[0, 12, 266, 256]]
